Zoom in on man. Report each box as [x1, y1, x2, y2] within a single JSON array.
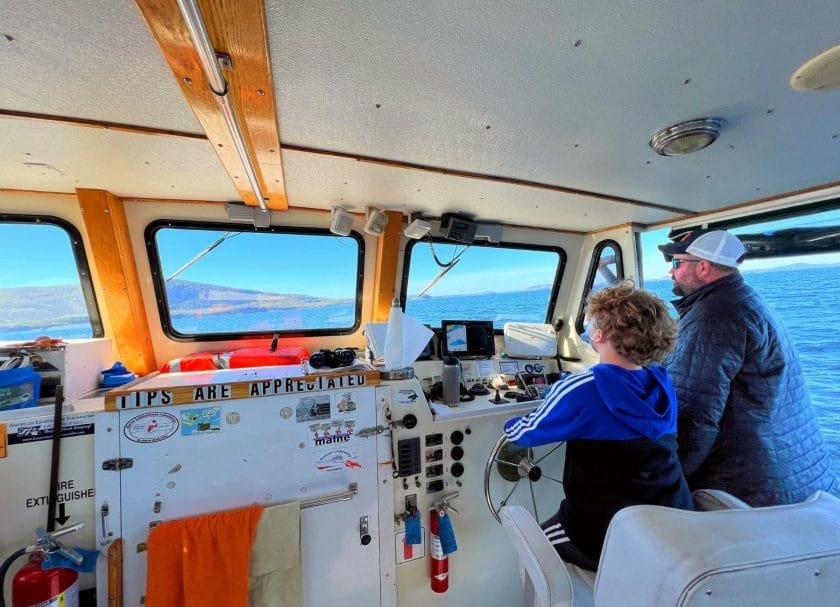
[[659, 228, 836, 506], [504, 284, 693, 570]]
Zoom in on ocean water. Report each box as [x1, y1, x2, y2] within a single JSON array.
[[649, 266, 840, 479]]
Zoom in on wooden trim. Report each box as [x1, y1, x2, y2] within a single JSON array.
[[126, 197, 334, 215], [134, 0, 287, 210], [125, 196, 228, 206], [281, 144, 694, 216], [372, 211, 405, 322], [76, 189, 157, 375], [0, 109, 207, 140], [0, 188, 76, 197], [107, 539, 123, 607], [587, 222, 637, 236]]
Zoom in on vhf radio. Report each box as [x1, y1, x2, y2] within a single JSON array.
[[440, 213, 478, 244]]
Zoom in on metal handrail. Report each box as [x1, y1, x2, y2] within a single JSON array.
[[300, 483, 358, 510], [176, 0, 268, 211]]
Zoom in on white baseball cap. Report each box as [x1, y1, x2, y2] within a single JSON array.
[[686, 230, 745, 268]]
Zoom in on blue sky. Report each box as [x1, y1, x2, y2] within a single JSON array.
[[405, 243, 559, 296], [0, 224, 81, 288], [2, 209, 838, 295], [154, 229, 359, 298]]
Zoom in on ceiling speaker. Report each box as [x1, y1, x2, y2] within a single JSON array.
[[364, 207, 390, 236], [330, 206, 354, 236]]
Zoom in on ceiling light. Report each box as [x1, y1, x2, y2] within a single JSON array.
[[649, 118, 724, 156]]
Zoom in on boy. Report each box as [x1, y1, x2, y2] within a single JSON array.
[[504, 283, 693, 570]]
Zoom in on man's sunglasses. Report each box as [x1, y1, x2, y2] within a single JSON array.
[[671, 258, 702, 269]]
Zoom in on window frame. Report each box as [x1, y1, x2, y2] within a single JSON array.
[[399, 237, 567, 332], [145, 219, 365, 342], [574, 239, 624, 334], [701, 197, 840, 234], [0, 213, 104, 338]]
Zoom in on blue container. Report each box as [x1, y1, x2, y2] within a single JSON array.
[[0, 365, 41, 411]]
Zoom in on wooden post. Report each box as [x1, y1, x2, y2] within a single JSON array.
[[373, 211, 405, 322], [76, 189, 156, 375]]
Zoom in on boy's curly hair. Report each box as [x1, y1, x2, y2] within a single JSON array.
[[586, 281, 677, 366]]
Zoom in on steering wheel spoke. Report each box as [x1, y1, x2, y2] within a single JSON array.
[[484, 432, 565, 523]]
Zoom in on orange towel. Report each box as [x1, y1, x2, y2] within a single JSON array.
[[146, 504, 264, 607]]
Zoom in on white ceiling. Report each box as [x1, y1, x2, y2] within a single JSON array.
[[2, 1, 839, 231]]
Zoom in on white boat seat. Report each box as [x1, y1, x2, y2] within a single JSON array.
[[500, 490, 840, 607]]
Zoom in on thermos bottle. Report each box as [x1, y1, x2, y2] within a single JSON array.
[[442, 355, 460, 406]]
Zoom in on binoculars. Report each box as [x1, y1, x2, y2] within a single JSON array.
[[309, 348, 356, 369]]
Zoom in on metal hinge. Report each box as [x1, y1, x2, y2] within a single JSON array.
[[102, 457, 134, 471]]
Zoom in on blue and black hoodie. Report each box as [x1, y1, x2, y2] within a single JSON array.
[[504, 364, 693, 565]]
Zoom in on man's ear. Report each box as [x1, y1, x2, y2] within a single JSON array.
[[696, 259, 714, 277]]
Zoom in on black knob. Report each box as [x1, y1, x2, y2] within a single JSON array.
[[451, 463, 464, 477], [360, 534, 372, 546], [450, 430, 464, 445], [464, 427, 471, 435], [402, 414, 418, 429], [451, 446, 464, 461]]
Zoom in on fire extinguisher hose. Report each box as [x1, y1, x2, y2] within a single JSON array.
[[0, 547, 27, 607]]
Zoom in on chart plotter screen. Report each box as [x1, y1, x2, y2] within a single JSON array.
[[440, 320, 495, 359]]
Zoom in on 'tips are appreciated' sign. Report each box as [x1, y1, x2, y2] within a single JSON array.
[[105, 368, 379, 411]]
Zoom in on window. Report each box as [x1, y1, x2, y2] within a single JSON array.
[[147, 222, 363, 339], [575, 241, 624, 334], [402, 240, 564, 330], [639, 203, 840, 479], [0, 215, 101, 341]]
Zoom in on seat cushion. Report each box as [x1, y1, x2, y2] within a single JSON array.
[[594, 492, 840, 607]]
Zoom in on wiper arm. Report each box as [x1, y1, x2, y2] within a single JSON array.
[[416, 259, 461, 298], [166, 232, 240, 281], [416, 246, 470, 297]]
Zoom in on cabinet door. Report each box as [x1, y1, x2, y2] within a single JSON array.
[[116, 388, 381, 606]]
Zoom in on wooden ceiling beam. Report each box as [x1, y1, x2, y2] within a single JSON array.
[[134, 0, 287, 210]]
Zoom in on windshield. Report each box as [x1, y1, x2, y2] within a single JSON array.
[[403, 240, 563, 330], [150, 224, 363, 338]]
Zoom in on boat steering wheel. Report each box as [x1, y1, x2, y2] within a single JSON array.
[[483, 432, 566, 523]]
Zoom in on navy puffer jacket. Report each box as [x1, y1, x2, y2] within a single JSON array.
[[666, 272, 836, 506]]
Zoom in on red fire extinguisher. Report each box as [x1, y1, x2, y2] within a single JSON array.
[[429, 508, 449, 593], [12, 552, 78, 607], [0, 524, 84, 607]]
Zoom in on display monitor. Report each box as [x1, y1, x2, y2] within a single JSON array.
[[440, 320, 495, 359]]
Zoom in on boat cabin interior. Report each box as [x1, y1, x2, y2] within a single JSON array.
[[2, 2, 840, 606]]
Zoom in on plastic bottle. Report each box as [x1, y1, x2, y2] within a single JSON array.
[[442, 356, 460, 406]]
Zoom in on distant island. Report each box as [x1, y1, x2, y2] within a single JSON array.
[[0, 280, 352, 330], [651, 260, 838, 280]]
